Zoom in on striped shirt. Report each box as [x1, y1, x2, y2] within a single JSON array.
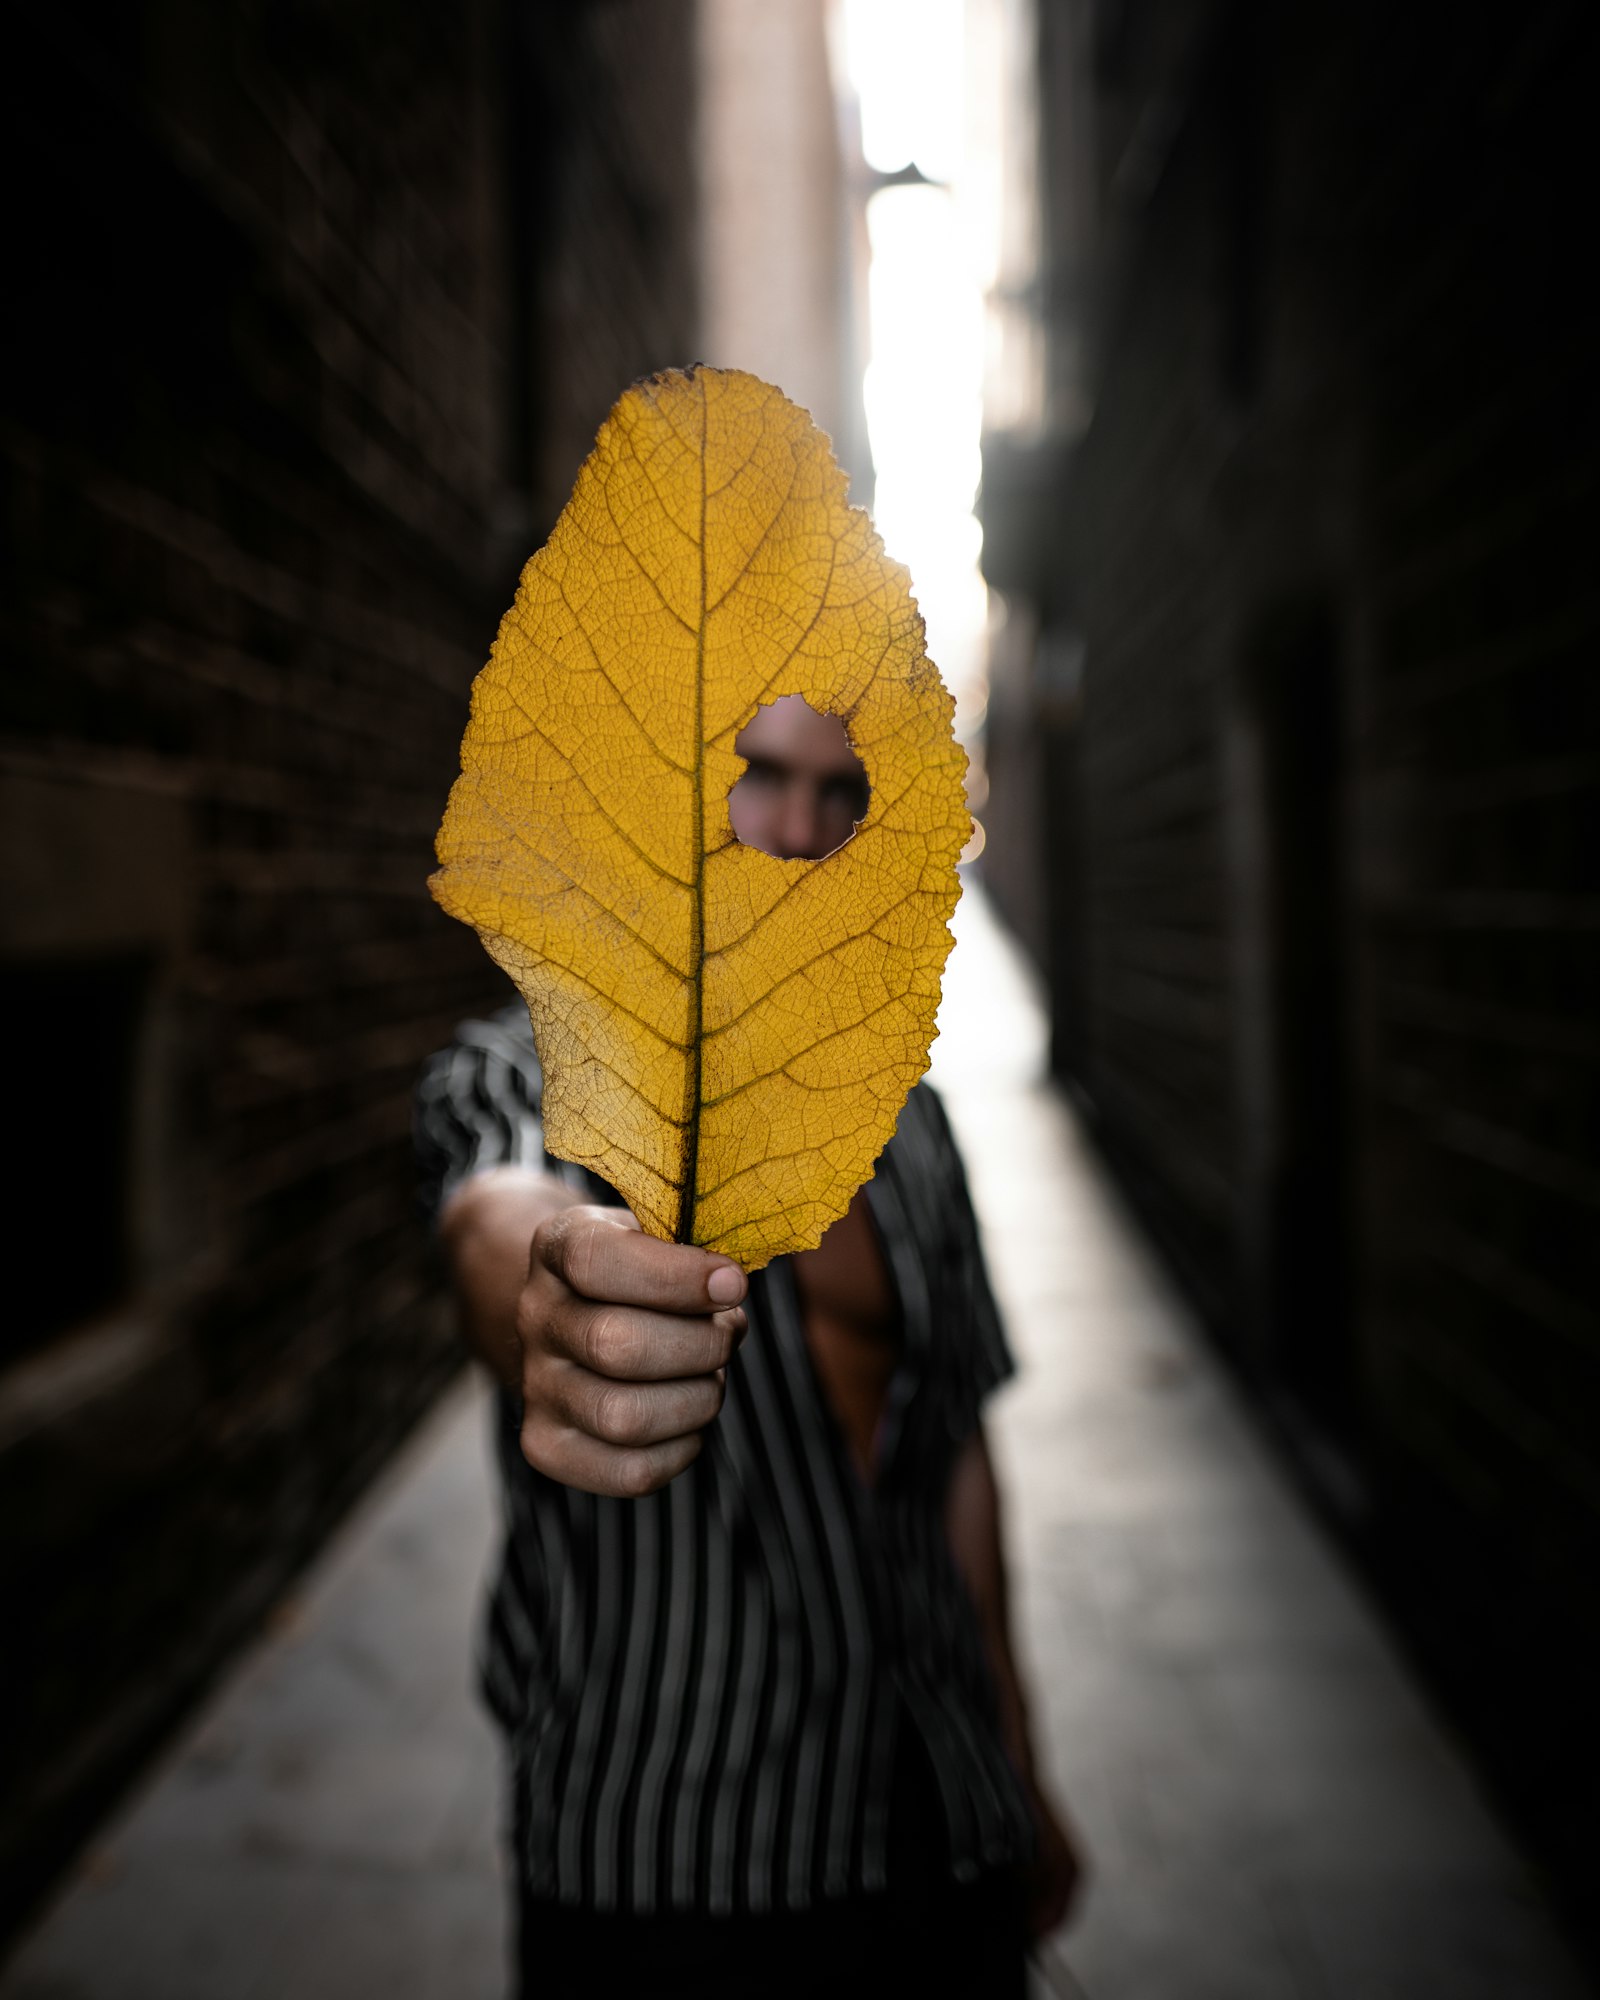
[[416, 1003, 1034, 1916]]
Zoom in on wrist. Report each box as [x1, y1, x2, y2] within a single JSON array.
[[441, 1168, 582, 1386]]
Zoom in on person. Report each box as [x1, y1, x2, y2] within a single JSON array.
[[416, 696, 1081, 1998]]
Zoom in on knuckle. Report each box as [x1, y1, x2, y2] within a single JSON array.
[[585, 1306, 646, 1377], [517, 1349, 541, 1406], [592, 1381, 648, 1446], [519, 1336, 556, 1399], [518, 1410, 556, 1475], [613, 1446, 676, 1499], [559, 1208, 616, 1297], [606, 1448, 652, 1499], [562, 1227, 597, 1296], [531, 1207, 573, 1273], [522, 1357, 581, 1440], [514, 1285, 552, 1354]]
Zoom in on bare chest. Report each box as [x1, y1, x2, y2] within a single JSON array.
[[790, 1189, 900, 1480]]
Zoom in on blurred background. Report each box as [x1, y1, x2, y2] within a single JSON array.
[[2, 0, 1597, 1985]]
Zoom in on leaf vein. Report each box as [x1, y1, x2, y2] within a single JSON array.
[[557, 1106, 681, 1190], [599, 470, 698, 634], [469, 790, 692, 985], [550, 575, 696, 777], [693, 1115, 902, 1206], [704, 453, 803, 616], [699, 996, 910, 1111], [533, 956, 692, 1054], [618, 426, 706, 551], [554, 1039, 690, 1128], [501, 689, 690, 888]]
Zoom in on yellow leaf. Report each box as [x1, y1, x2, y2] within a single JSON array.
[[429, 367, 968, 1266]]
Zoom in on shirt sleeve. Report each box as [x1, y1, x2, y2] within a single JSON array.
[[933, 1089, 1017, 1433], [887, 1081, 1017, 1445], [414, 999, 601, 1224]]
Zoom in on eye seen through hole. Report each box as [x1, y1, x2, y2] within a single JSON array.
[[727, 694, 870, 862]]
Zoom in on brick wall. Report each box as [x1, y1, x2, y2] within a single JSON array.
[[982, 0, 1600, 1936], [0, 0, 699, 1943]]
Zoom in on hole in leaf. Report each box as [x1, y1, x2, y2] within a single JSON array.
[[727, 695, 870, 861]]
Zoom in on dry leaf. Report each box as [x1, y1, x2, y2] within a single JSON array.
[[430, 367, 968, 1266]]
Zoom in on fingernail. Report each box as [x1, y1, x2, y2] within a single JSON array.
[[707, 1264, 744, 1306]]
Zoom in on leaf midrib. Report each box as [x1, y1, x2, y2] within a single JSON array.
[[678, 372, 709, 1244]]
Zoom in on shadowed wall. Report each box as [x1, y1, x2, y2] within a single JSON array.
[[980, 0, 1600, 1951], [0, 0, 698, 1945]]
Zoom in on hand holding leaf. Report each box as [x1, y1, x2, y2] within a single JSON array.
[[430, 368, 968, 1267]]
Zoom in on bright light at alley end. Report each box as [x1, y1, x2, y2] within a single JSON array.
[[837, 0, 995, 863]]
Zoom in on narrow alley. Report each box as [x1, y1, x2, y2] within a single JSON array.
[[2, 885, 1587, 2000]]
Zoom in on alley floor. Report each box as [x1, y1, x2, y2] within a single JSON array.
[[3, 884, 1591, 2000]]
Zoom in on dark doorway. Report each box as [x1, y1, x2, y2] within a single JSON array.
[[1234, 597, 1360, 1485], [1, 954, 148, 1364]]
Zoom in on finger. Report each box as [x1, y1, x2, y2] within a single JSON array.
[[522, 1417, 704, 1499], [537, 1208, 746, 1314], [556, 1369, 725, 1450], [546, 1299, 746, 1380]]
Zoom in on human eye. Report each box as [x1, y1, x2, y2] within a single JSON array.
[[737, 757, 785, 790], [821, 773, 870, 820]]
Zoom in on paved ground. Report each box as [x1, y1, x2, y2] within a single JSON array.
[[4, 883, 1591, 1999]]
